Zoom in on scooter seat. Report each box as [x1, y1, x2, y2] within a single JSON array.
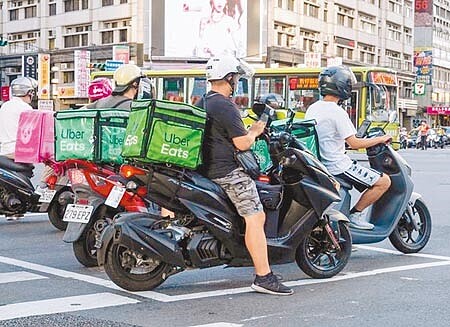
[[334, 176, 353, 190], [0, 156, 34, 178], [188, 172, 228, 199]]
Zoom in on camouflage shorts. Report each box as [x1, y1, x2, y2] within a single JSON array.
[[213, 168, 263, 217]]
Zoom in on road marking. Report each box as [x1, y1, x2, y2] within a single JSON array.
[[189, 324, 242, 327], [1, 246, 449, 303], [0, 271, 47, 284], [0, 292, 139, 321], [354, 245, 450, 261]]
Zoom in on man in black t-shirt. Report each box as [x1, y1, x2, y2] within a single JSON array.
[[198, 55, 293, 296]]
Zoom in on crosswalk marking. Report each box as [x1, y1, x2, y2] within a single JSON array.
[[0, 292, 139, 321], [0, 271, 47, 284]]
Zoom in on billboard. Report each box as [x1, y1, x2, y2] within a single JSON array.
[[415, 0, 433, 27], [414, 48, 432, 85], [165, 0, 247, 58]]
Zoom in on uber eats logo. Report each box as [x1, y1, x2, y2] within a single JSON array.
[[161, 132, 189, 159], [60, 129, 87, 151]]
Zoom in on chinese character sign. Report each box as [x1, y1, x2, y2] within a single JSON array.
[[22, 55, 38, 80], [414, 49, 432, 85], [74, 50, 91, 98], [38, 54, 51, 99]]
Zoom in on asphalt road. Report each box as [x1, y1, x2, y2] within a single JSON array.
[[1, 148, 450, 326]]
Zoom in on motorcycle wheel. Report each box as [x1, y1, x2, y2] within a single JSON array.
[[73, 215, 110, 267], [389, 198, 432, 253], [104, 243, 171, 291], [47, 188, 74, 231], [295, 221, 352, 279]]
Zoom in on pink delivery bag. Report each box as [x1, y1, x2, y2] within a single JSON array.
[[15, 110, 55, 163]]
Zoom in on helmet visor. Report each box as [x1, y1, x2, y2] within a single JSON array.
[[236, 59, 255, 79]]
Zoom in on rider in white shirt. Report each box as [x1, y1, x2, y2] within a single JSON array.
[[0, 77, 37, 158]]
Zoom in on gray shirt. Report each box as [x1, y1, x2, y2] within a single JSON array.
[[85, 95, 132, 110]]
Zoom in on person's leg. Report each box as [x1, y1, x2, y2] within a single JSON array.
[[242, 211, 270, 276], [352, 174, 391, 212]]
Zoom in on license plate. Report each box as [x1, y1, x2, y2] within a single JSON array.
[[105, 185, 126, 209], [38, 190, 57, 203], [63, 204, 94, 223]]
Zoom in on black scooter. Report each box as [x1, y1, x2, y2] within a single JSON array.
[[0, 156, 73, 229], [96, 105, 352, 291]]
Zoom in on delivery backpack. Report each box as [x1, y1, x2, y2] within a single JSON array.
[[54, 109, 129, 164], [121, 99, 206, 169]]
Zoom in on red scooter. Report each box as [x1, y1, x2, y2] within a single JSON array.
[[61, 159, 150, 267]]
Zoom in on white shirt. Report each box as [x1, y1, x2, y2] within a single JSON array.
[[0, 97, 33, 156], [305, 100, 356, 175]]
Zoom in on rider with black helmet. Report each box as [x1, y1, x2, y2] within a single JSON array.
[[305, 66, 392, 230]]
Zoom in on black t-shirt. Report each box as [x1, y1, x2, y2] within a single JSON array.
[[196, 91, 247, 179]]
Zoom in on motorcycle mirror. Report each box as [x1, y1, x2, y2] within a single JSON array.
[[389, 111, 398, 123], [240, 109, 249, 118], [252, 102, 265, 117]]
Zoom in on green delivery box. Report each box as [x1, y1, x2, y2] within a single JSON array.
[[122, 99, 206, 169], [54, 109, 129, 164]]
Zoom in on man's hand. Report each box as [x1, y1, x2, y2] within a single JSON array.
[[249, 120, 266, 137], [379, 135, 392, 144]]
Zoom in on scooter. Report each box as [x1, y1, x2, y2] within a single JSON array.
[[96, 104, 352, 292], [0, 156, 73, 230], [62, 159, 150, 267], [335, 119, 432, 253]]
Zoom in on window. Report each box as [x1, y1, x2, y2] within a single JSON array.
[[386, 49, 401, 69], [274, 23, 297, 47], [63, 71, 75, 84], [404, 27, 412, 45], [119, 29, 127, 42], [387, 22, 401, 41], [101, 31, 114, 44], [120, 0, 127, 3], [388, 0, 402, 14], [25, 5, 37, 18], [49, 3, 56, 15], [102, 0, 114, 6], [358, 43, 376, 64], [337, 6, 354, 28], [82, 0, 88, 9], [63, 24, 91, 48], [359, 13, 375, 34], [9, 9, 19, 21], [300, 29, 318, 51], [304, 1, 319, 18], [64, 0, 79, 12]]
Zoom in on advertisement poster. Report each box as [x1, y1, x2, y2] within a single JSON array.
[[414, 49, 432, 85], [74, 50, 91, 98], [415, 0, 433, 27], [165, 0, 247, 58], [113, 45, 130, 64]]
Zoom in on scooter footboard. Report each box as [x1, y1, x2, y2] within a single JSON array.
[[98, 212, 186, 268]]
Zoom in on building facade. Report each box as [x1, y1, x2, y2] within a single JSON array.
[[0, 0, 417, 123]]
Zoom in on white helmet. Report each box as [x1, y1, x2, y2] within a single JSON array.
[[206, 55, 254, 82], [113, 64, 144, 93], [11, 77, 38, 97]]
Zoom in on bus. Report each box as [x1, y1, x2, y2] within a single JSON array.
[[90, 66, 400, 139]]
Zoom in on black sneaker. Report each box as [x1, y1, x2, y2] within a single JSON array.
[[251, 272, 293, 296]]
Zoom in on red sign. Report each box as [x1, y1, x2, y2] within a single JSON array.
[[1, 86, 10, 102], [415, 0, 432, 14], [427, 106, 450, 115], [369, 72, 397, 86]]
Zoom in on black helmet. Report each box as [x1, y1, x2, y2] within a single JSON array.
[[318, 66, 356, 100]]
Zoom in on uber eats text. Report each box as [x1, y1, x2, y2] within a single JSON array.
[[60, 129, 87, 151], [161, 132, 189, 159]]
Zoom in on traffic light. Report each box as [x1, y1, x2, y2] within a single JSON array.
[[0, 38, 7, 47], [87, 63, 106, 70]]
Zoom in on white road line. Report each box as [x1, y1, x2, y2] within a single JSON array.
[[0, 271, 47, 284], [189, 324, 242, 327], [0, 292, 139, 321], [0, 256, 171, 301], [1, 246, 450, 304], [354, 245, 450, 261]]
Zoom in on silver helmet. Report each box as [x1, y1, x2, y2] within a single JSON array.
[[11, 77, 38, 97]]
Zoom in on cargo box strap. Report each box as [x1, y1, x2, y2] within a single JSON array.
[[151, 112, 204, 130]]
